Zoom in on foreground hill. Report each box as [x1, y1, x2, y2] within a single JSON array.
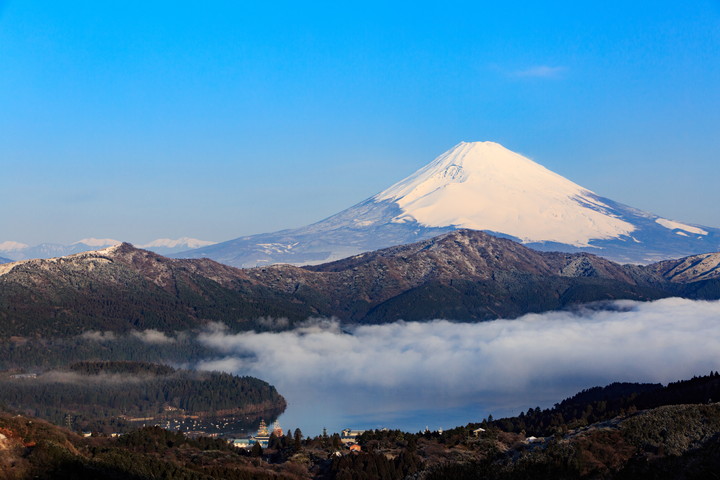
[[178, 142, 720, 266], [426, 373, 720, 480], [1, 230, 720, 336], [2, 373, 719, 480]]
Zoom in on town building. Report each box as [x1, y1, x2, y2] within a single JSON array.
[[340, 429, 365, 444], [230, 419, 277, 449]]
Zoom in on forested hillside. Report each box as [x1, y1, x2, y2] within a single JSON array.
[[0, 361, 286, 434], [2, 374, 720, 480], [485, 372, 720, 436]]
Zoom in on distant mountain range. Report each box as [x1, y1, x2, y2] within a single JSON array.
[[135, 237, 217, 255], [2, 230, 719, 337], [0, 237, 216, 261], [176, 141, 720, 266]]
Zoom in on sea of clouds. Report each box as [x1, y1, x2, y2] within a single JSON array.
[[193, 297, 720, 428]]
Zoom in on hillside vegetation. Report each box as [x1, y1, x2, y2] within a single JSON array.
[[2, 373, 720, 479], [0, 361, 286, 434]]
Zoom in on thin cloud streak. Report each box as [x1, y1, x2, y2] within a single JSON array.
[[130, 329, 176, 344], [514, 65, 566, 78]]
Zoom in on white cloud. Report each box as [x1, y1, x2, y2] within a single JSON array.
[[131, 329, 176, 344], [80, 330, 117, 342], [197, 298, 720, 399]]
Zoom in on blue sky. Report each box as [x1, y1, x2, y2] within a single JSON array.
[[1, 1, 719, 245]]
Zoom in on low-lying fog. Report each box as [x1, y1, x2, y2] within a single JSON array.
[[193, 297, 720, 435]]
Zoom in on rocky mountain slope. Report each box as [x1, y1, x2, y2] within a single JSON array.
[[643, 251, 720, 283], [178, 141, 720, 266], [1, 230, 719, 336], [0, 244, 317, 336]]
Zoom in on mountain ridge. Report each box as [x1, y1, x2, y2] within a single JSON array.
[[2, 230, 720, 337]]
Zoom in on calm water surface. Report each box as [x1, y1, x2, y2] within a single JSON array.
[[272, 383, 580, 437]]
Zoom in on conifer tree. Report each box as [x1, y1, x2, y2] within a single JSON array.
[[251, 442, 263, 457], [332, 433, 341, 450], [294, 428, 303, 451]]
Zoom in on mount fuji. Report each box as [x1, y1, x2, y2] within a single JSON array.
[[178, 142, 720, 266]]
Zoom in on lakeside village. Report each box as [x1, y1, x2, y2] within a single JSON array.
[[78, 407, 500, 451], [79, 417, 376, 450], [107, 414, 389, 452], [225, 420, 497, 453]]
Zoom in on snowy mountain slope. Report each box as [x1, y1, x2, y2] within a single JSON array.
[[178, 142, 720, 266], [375, 141, 635, 246], [75, 238, 121, 248], [644, 251, 720, 283]]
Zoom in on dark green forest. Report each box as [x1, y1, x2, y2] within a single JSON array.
[[0, 361, 286, 434]]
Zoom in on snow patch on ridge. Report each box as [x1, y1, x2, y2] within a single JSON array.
[[375, 141, 635, 247], [256, 242, 299, 255], [655, 218, 708, 236], [0, 244, 123, 278], [0, 262, 17, 277]]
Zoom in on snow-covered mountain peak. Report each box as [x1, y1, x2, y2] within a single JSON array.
[[73, 238, 121, 247], [374, 141, 635, 247], [0, 241, 29, 252], [137, 237, 217, 255], [139, 237, 216, 249]]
